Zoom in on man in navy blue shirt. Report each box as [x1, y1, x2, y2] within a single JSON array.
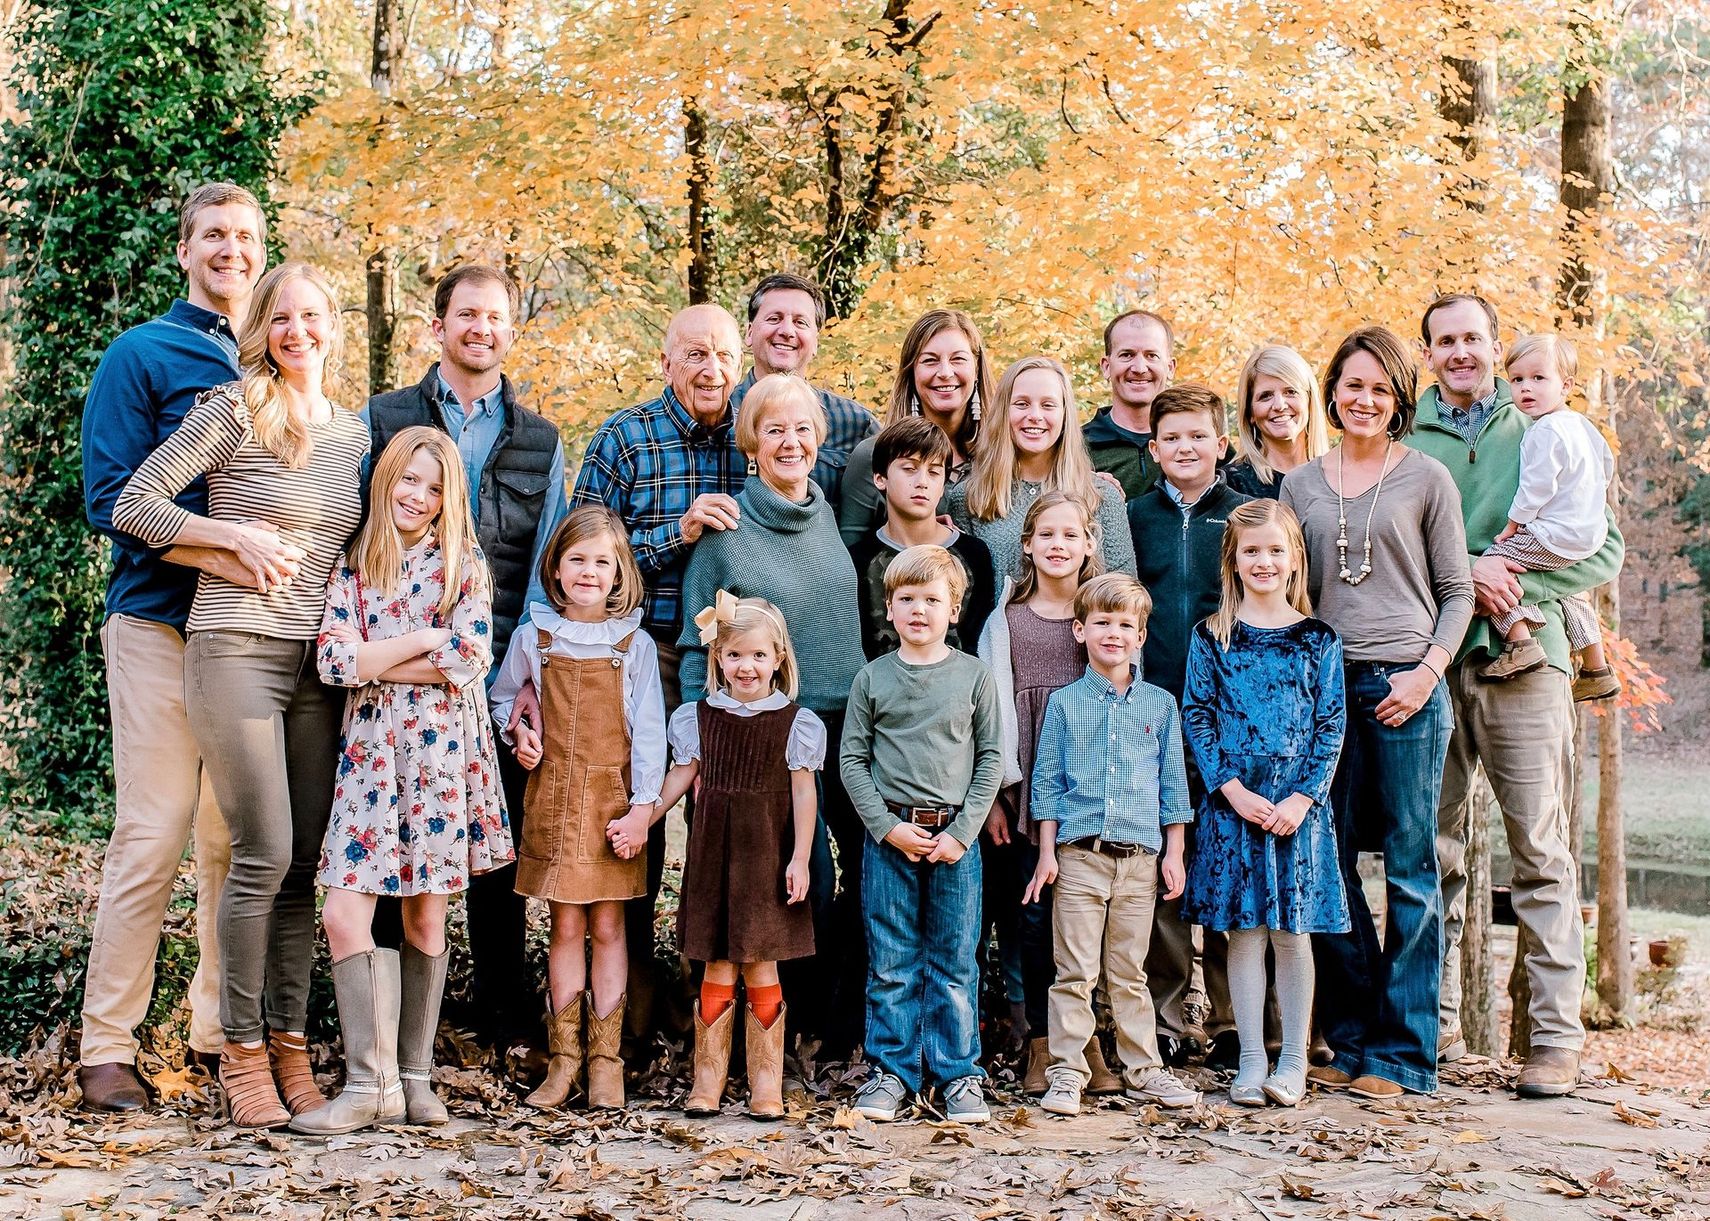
[[78, 183, 273, 1112]]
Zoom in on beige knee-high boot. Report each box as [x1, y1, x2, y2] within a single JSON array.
[[397, 944, 450, 1124], [290, 950, 405, 1135]]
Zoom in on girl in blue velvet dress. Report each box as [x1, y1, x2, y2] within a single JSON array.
[[1181, 500, 1347, 1108]]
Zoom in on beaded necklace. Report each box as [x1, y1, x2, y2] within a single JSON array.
[[1335, 440, 1395, 587]]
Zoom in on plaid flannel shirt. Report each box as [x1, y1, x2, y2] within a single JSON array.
[[570, 387, 745, 638]]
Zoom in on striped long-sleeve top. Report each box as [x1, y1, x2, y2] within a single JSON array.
[[113, 383, 369, 640]]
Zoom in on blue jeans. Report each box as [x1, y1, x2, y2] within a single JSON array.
[[862, 836, 984, 1092], [1314, 661, 1451, 1094]]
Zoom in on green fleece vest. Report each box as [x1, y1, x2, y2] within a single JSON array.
[[1410, 380, 1623, 672]]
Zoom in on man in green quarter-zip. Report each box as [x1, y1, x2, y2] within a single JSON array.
[[1410, 293, 1624, 1101]]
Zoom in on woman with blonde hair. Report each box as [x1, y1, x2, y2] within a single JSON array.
[[114, 261, 370, 1128], [838, 308, 996, 544], [950, 355, 1136, 581], [1227, 344, 1331, 499]]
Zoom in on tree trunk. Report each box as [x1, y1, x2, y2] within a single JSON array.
[[1559, 8, 1629, 1020], [685, 98, 715, 305], [366, 0, 400, 396], [1461, 772, 1500, 1057]]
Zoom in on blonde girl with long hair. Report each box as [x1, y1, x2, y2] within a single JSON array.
[[1227, 345, 1332, 499], [113, 261, 370, 1130], [838, 308, 997, 544], [950, 355, 1137, 580], [618, 592, 822, 1121], [1178, 500, 1347, 1109], [296, 426, 512, 1135], [489, 504, 667, 1113]]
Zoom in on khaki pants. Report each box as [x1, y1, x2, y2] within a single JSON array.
[[1048, 843, 1163, 1087], [1437, 661, 1585, 1050], [81, 615, 230, 1065]]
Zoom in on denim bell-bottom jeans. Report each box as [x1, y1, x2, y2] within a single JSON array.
[[1313, 660, 1452, 1094]]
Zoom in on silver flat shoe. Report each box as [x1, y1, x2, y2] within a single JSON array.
[[1229, 1081, 1267, 1107], [1262, 1072, 1305, 1107]]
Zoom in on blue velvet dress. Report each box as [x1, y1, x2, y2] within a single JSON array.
[[1180, 617, 1350, 933]]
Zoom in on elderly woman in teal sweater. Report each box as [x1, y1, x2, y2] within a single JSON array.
[[675, 372, 866, 1056]]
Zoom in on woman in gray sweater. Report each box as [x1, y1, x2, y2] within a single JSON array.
[[1280, 326, 1471, 1103]]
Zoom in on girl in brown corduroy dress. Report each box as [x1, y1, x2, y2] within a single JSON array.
[[613, 592, 822, 1119], [489, 506, 666, 1111]]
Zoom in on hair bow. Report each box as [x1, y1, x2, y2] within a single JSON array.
[[694, 589, 741, 646]]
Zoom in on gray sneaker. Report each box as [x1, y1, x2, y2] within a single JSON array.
[[853, 1071, 909, 1121], [941, 1075, 990, 1124], [1040, 1066, 1082, 1116], [1125, 1068, 1201, 1108]]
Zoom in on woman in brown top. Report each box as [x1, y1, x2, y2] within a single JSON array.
[[114, 262, 369, 1129]]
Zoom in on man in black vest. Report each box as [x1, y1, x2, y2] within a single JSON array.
[[365, 264, 568, 1050]]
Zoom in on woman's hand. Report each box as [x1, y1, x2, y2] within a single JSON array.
[[1264, 793, 1315, 836], [225, 520, 305, 594], [606, 803, 654, 859], [1375, 665, 1437, 727], [784, 855, 810, 904], [325, 624, 361, 646], [1022, 849, 1057, 905], [1221, 780, 1274, 828], [984, 806, 1011, 846]]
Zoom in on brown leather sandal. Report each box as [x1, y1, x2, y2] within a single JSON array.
[[219, 1041, 291, 1129], [268, 1031, 327, 1116]]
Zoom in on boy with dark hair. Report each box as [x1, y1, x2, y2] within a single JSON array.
[[1125, 382, 1254, 1068], [842, 545, 1003, 1124], [848, 417, 996, 658]]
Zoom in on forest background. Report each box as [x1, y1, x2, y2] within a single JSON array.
[[0, 0, 1706, 1061]]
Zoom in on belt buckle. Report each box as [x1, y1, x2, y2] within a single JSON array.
[[908, 806, 949, 829]]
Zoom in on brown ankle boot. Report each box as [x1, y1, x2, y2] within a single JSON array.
[[1085, 1038, 1123, 1095], [585, 992, 626, 1109], [268, 1031, 326, 1116], [745, 1003, 787, 1120], [526, 995, 584, 1109], [220, 1041, 290, 1129], [685, 1003, 735, 1116], [1022, 1037, 1051, 1095]]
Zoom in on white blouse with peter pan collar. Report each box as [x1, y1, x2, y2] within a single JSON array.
[[666, 689, 827, 772], [488, 603, 667, 805]]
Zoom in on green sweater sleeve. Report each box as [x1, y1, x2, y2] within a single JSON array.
[[948, 667, 1005, 847], [839, 668, 898, 842]]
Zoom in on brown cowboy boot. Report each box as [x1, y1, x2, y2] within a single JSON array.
[[745, 1003, 787, 1120], [525, 994, 584, 1109], [585, 992, 626, 1109], [685, 1003, 735, 1116]]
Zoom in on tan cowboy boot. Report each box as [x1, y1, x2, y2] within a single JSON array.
[[745, 1003, 787, 1120], [585, 992, 626, 1109], [685, 1003, 735, 1116], [525, 994, 584, 1109]]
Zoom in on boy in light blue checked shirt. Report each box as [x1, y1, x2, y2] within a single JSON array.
[[1023, 573, 1200, 1116]]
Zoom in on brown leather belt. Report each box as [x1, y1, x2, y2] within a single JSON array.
[[886, 802, 959, 829], [1067, 837, 1145, 859]]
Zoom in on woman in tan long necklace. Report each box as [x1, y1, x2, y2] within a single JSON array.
[[1279, 326, 1473, 1103]]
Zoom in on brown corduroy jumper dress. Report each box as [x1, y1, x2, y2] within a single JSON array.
[[514, 628, 646, 903]]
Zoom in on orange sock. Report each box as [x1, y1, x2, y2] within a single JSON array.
[[748, 983, 783, 1028], [700, 980, 736, 1024]]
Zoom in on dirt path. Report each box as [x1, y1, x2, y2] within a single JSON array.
[[5, 1056, 1707, 1220]]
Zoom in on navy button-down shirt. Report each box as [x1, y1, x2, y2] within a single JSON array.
[[1031, 665, 1192, 851], [83, 299, 240, 630]]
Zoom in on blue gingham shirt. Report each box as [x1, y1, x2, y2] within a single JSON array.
[[570, 386, 744, 637], [1031, 666, 1192, 851], [728, 368, 877, 511], [1442, 385, 1499, 447]]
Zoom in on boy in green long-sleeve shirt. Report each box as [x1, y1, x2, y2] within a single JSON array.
[[840, 545, 1002, 1125]]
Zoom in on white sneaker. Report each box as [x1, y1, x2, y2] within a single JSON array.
[[1040, 1066, 1082, 1116], [1125, 1068, 1201, 1108]]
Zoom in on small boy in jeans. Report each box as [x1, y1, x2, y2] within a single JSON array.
[[841, 545, 1003, 1123], [1025, 573, 1199, 1116], [848, 417, 997, 658]]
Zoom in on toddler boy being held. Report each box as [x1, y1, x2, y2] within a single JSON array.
[[840, 544, 1002, 1124]]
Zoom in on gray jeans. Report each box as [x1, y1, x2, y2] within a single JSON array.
[[185, 631, 340, 1042]]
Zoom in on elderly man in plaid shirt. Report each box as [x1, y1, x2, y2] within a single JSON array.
[[571, 302, 747, 1041]]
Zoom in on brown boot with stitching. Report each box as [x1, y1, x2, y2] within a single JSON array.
[[268, 1031, 327, 1116], [585, 992, 626, 1109], [745, 1003, 787, 1120], [685, 1003, 735, 1116], [526, 995, 584, 1109]]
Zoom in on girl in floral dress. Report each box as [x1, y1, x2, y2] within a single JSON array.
[[297, 426, 512, 1136]]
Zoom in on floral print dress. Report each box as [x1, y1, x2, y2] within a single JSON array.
[[315, 538, 513, 895]]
